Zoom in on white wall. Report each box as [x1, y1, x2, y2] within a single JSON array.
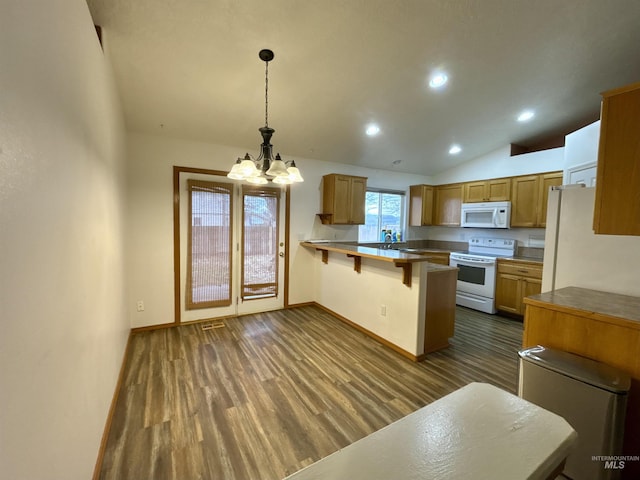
[[289, 157, 432, 305], [125, 134, 239, 328], [431, 120, 600, 193], [563, 121, 600, 170], [126, 133, 432, 327], [0, 2, 128, 479], [432, 145, 566, 185], [314, 253, 425, 355]]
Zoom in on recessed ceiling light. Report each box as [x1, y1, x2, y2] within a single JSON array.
[[365, 124, 381, 136], [448, 144, 462, 155], [429, 72, 448, 89], [517, 110, 535, 122]]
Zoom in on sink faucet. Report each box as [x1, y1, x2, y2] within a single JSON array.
[[383, 233, 393, 249]]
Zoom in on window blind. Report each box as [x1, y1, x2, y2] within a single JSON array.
[[241, 185, 280, 300], [186, 180, 233, 309]]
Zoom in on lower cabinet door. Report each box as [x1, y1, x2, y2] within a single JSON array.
[[495, 273, 521, 314], [522, 278, 542, 313]]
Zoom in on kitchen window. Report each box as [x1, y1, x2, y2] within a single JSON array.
[[358, 189, 405, 242]]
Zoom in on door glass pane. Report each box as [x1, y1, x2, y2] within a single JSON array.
[[186, 180, 233, 309], [242, 186, 279, 300]]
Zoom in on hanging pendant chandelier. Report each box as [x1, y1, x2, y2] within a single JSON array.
[[227, 49, 304, 185]]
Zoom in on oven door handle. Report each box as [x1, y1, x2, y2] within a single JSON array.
[[452, 259, 493, 267]]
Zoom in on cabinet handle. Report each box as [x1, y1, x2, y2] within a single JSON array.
[[517, 269, 529, 273]]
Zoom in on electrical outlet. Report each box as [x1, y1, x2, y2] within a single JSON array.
[[380, 304, 387, 316], [136, 300, 144, 312]]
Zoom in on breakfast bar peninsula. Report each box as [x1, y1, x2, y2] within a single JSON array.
[[301, 242, 458, 361]]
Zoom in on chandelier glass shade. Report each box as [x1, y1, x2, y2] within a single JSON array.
[[227, 49, 304, 185]]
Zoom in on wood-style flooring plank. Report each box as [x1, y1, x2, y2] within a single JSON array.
[[99, 305, 523, 480]]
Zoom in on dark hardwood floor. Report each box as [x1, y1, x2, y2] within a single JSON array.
[[99, 305, 523, 480]]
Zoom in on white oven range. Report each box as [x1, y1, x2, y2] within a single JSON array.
[[449, 237, 516, 314]]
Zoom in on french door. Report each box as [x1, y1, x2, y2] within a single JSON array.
[[176, 169, 286, 323]]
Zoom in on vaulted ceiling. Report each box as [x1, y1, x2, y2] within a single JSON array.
[[86, 0, 640, 175]]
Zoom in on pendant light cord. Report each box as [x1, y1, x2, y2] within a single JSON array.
[[264, 60, 269, 128]]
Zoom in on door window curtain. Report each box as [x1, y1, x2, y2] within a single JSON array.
[[241, 185, 280, 300], [186, 180, 233, 309]]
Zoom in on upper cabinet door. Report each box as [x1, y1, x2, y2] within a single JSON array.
[[511, 175, 540, 227], [510, 172, 563, 228], [594, 82, 640, 236], [409, 185, 434, 226], [348, 176, 367, 225], [463, 181, 487, 203], [331, 175, 352, 224], [537, 172, 563, 227], [463, 178, 510, 203], [486, 178, 511, 202], [434, 184, 463, 226], [321, 174, 368, 225]]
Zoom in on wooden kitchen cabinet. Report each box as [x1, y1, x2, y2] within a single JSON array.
[[523, 287, 640, 475], [408, 250, 450, 265], [320, 174, 367, 225], [495, 259, 542, 316], [537, 172, 563, 227], [434, 184, 463, 226], [425, 252, 450, 266], [422, 267, 457, 355], [511, 172, 562, 228], [510, 175, 539, 227], [409, 185, 434, 226], [463, 178, 511, 203], [593, 81, 640, 236], [413, 171, 561, 229]]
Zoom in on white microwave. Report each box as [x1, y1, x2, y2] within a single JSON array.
[[460, 201, 511, 229]]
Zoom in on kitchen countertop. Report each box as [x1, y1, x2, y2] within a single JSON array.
[[301, 242, 456, 268], [501, 255, 543, 264], [347, 243, 453, 254], [402, 249, 544, 264], [524, 286, 640, 324], [393, 247, 451, 254], [304, 242, 543, 266]]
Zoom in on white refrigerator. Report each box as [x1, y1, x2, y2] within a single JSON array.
[[542, 186, 640, 297]]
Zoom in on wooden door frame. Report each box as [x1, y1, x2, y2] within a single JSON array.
[[172, 166, 291, 325]]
